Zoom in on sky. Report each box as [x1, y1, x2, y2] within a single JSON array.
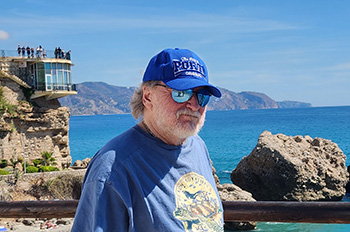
[[1, 0, 349, 107]]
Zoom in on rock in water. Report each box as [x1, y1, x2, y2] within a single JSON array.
[[212, 162, 257, 230], [231, 131, 349, 201]]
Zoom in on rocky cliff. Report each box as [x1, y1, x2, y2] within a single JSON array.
[[231, 131, 349, 201], [0, 77, 72, 169], [59, 82, 312, 115]]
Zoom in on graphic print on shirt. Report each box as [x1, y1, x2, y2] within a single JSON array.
[[173, 172, 223, 232]]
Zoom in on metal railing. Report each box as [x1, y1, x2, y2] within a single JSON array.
[[0, 49, 71, 60], [1, 200, 350, 224], [35, 83, 77, 91], [223, 201, 350, 224]]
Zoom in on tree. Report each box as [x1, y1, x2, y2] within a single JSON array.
[[41, 151, 57, 166]]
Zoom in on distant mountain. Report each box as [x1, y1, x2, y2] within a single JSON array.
[[207, 88, 279, 111], [276, 100, 312, 108], [59, 82, 136, 115], [59, 82, 312, 115]]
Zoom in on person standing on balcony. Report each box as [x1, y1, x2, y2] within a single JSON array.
[[30, 47, 35, 58], [72, 48, 224, 232], [21, 46, 25, 57], [26, 46, 31, 58], [17, 45, 21, 56], [66, 50, 71, 60], [57, 47, 62, 58], [54, 47, 58, 58]]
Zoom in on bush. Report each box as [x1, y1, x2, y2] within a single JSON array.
[[25, 165, 39, 173], [39, 166, 59, 172], [0, 159, 8, 168], [41, 151, 57, 166], [0, 169, 9, 175], [33, 159, 43, 167]]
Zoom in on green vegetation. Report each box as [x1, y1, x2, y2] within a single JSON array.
[[41, 151, 57, 166], [30, 151, 59, 172], [33, 151, 57, 167], [0, 151, 59, 176], [25, 165, 39, 173], [0, 86, 18, 117], [39, 166, 59, 172], [13, 168, 22, 183], [0, 159, 8, 168], [32, 159, 42, 167], [0, 169, 9, 175]]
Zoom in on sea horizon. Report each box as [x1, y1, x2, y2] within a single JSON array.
[[67, 105, 350, 117], [69, 106, 350, 182]]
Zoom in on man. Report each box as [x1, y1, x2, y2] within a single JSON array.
[[72, 48, 223, 232]]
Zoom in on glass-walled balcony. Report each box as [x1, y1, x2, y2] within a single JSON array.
[[32, 61, 74, 91], [1, 50, 77, 100]]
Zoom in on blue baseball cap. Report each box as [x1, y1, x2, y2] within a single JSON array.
[[143, 48, 221, 97]]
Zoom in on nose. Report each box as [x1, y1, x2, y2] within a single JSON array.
[[186, 94, 201, 111]]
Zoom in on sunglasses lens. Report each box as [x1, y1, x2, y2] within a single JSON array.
[[172, 90, 192, 103], [171, 89, 211, 106], [197, 93, 210, 107]]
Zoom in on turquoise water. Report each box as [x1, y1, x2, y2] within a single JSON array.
[[69, 106, 350, 231]]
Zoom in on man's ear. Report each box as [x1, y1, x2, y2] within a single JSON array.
[[142, 86, 153, 110]]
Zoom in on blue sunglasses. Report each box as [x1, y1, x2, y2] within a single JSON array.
[[155, 84, 211, 107]]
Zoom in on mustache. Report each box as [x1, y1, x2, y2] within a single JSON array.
[[176, 109, 201, 119]]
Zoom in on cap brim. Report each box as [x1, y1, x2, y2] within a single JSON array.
[[164, 77, 221, 98]]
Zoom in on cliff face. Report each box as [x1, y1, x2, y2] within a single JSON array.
[[0, 78, 72, 169]]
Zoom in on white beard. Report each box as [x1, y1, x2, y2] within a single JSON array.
[[154, 105, 206, 141]]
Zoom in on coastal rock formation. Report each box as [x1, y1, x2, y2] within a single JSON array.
[[217, 183, 257, 231], [0, 77, 72, 169], [212, 163, 257, 230], [231, 131, 349, 201], [71, 157, 91, 169], [346, 165, 350, 194]]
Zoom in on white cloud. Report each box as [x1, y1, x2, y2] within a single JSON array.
[[0, 10, 298, 35], [325, 62, 350, 71], [0, 30, 10, 40]]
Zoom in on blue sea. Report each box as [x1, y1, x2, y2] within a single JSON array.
[[69, 106, 350, 232]]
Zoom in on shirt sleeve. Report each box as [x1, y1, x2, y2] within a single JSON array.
[[71, 180, 129, 232]]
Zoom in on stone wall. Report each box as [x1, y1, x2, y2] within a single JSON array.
[[0, 77, 72, 169]]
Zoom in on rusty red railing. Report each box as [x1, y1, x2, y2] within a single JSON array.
[[1, 200, 350, 224]]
